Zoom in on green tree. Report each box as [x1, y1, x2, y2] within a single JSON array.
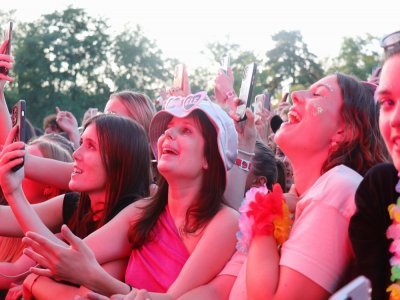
[[264, 30, 324, 95], [12, 7, 112, 126], [327, 35, 381, 80], [202, 39, 262, 96], [111, 25, 171, 99]]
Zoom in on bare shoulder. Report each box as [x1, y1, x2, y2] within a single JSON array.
[[208, 205, 239, 228]]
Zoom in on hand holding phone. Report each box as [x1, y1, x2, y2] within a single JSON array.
[[0, 22, 13, 76], [236, 62, 257, 121], [172, 64, 190, 96], [10, 100, 26, 171], [220, 55, 230, 74], [253, 93, 272, 123]]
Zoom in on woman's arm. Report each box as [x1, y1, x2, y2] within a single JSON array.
[[23, 201, 144, 296], [224, 109, 256, 210], [0, 46, 13, 145], [0, 195, 65, 237], [177, 275, 236, 300], [247, 235, 329, 300], [0, 254, 37, 289], [29, 258, 128, 300], [165, 206, 239, 299], [24, 154, 73, 190]]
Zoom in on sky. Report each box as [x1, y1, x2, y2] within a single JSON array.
[[2, 0, 399, 73]]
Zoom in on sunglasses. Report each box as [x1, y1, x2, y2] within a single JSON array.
[[381, 31, 400, 52]]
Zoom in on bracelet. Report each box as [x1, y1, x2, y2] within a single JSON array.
[[235, 158, 252, 172], [238, 149, 255, 157], [226, 90, 235, 99]]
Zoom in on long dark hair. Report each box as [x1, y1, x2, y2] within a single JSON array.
[[321, 73, 388, 176], [128, 110, 227, 249], [68, 114, 150, 238]]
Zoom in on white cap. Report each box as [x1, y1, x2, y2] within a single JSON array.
[[149, 91, 238, 171]]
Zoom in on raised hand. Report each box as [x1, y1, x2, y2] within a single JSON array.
[[214, 67, 235, 105], [0, 39, 14, 91], [0, 126, 25, 196], [56, 107, 80, 148]]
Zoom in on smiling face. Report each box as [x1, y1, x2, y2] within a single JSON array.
[[156, 115, 207, 180], [377, 54, 400, 170], [275, 75, 344, 161], [69, 123, 107, 200]]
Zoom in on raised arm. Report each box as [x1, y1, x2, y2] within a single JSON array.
[[24, 153, 73, 190], [224, 109, 256, 210], [0, 40, 13, 145], [0, 130, 66, 244]]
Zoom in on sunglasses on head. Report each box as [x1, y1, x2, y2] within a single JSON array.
[[381, 31, 400, 52]]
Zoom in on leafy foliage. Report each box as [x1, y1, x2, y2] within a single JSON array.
[[0, 8, 383, 128]]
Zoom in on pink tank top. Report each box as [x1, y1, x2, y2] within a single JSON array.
[[125, 206, 190, 292]]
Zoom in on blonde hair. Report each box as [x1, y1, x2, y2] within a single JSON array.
[[0, 136, 73, 263], [109, 91, 156, 138]]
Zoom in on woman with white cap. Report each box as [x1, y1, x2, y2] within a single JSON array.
[[4, 92, 240, 299]]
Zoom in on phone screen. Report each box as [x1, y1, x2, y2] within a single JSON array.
[[220, 55, 230, 74], [236, 62, 257, 121], [0, 22, 13, 75], [11, 99, 26, 171]]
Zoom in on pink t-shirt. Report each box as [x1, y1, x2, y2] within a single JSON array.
[[280, 165, 361, 293], [222, 165, 362, 298], [125, 206, 189, 292]]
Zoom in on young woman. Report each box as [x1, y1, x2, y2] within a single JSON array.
[[349, 32, 400, 300], [23, 90, 157, 192], [178, 73, 387, 300], [5, 92, 239, 299], [0, 114, 151, 296]]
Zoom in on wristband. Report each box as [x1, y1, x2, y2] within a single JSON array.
[[238, 149, 255, 157], [235, 158, 252, 172]]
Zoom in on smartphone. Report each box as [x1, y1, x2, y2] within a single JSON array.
[[236, 62, 257, 121], [329, 276, 371, 300], [173, 64, 186, 90], [11, 100, 26, 171], [253, 93, 271, 122], [282, 84, 291, 104], [254, 93, 272, 111], [220, 55, 230, 74], [0, 21, 13, 75]]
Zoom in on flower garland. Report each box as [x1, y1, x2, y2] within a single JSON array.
[[236, 184, 292, 254], [386, 179, 400, 300]]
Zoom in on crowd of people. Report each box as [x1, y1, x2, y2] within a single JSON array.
[[0, 27, 399, 299]]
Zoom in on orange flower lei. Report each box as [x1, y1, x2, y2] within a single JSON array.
[[236, 184, 292, 254]]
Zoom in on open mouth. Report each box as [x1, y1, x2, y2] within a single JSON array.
[[287, 110, 301, 124], [161, 146, 179, 155], [72, 166, 83, 175]]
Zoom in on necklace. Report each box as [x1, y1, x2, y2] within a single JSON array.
[[386, 176, 400, 299]]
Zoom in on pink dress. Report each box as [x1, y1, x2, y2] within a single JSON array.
[[125, 206, 190, 292]]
